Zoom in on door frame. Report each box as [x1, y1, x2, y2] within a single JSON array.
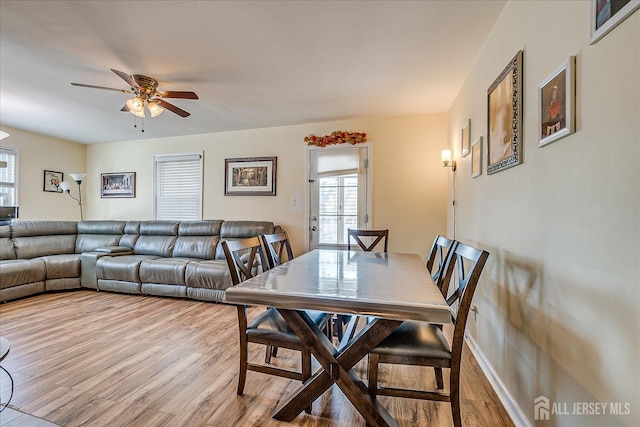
[[305, 143, 373, 252]]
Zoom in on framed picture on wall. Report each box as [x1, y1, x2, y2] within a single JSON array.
[[471, 137, 483, 178], [461, 119, 471, 157], [224, 156, 277, 196], [590, 0, 640, 44], [43, 170, 63, 192], [101, 172, 136, 198], [487, 50, 523, 175], [538, 57, 576, 147]]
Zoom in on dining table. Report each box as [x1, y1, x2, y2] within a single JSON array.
[[224, 249, 451, 427]]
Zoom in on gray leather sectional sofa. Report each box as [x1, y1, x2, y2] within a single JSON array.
[[0, 219, 279, 303]]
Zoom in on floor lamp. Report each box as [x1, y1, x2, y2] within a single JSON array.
[[60, 173, 86, 220]]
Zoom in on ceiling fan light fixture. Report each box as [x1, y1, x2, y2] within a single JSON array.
[[131, 108, 146, 118], [147, 101, 164, 117], [126, 96, 145, 114]]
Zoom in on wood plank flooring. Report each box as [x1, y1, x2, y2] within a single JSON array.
[[0, 291, 514, 427]]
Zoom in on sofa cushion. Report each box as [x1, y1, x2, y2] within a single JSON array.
[[97, 255, 158, 283], [13, 235, 77, 259], [0, 225, 16, 260], [220, 221, 275, 239], [185, 260, 232, 291], [119, 221, 141, 248], [11, 221, 78, 259], [134, 236, 177, 257], [75, 221, 127, 253], [215, 221, 275, 260], [173, 236, 219, 260], [178, 220, 223, 236], [0, 259, 46, 289], [10, 221, 77, 237], [134, 221, 179, 257], [39, 254, 81, 279], [139, 258, 190, 286]]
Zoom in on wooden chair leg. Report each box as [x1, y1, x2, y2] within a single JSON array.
[[265, 346, 272, 364], [450, 367, 462, 427], [435, 367, 444, 389], [301, 349, 312, 414], [368, 353, 379, 398], [236, 305, 248, 395]]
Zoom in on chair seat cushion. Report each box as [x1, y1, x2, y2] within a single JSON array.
[[372, 321, 452, 360], [247, 308, 331, 344]]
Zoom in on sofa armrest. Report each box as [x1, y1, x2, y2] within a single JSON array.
[[94, 246, 134, 254]]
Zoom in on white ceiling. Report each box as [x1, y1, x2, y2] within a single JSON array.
[[0, 1, 506, 145]]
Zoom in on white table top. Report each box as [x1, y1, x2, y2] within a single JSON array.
[[225, 249, 451, 324]]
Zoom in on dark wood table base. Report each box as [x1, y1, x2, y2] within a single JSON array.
[[275, 309, 402, 427]]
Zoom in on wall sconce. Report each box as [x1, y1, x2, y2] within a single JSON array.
[[60, 173, 86, 221], [441, 149, 456, 171]]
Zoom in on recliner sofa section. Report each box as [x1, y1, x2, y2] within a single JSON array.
[[0, 219, 278, 304]]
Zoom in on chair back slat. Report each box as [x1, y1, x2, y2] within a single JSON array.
[[438, 241, 489, 361], [425, 235, 455, 287], [222, 237, 267, 286], [261, 232, 294, 269], [347, 229, 388, 252]]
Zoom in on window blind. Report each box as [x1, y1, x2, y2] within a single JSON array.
[[154, 153, 203, 220], [0, 147, 18, 207]]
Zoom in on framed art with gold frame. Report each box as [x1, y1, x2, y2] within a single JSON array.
[[487, 50, 523, 175]]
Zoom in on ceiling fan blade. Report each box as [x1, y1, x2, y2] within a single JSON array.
[[111, 69, 140, 89], [156, 99, 190, 117], [71, 82, 130, 93], [159, 91, 199, 100], [121, 104, 130, 112]]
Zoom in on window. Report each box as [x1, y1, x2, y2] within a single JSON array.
[[154, 152, 203, 220], [0, 147, 18, 207], [318, 174, 358, 245]]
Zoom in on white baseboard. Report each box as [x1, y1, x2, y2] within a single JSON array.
[[464, 333, 532, 427]]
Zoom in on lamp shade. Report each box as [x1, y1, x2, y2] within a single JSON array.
[[126, 97, 145, 114], [0, 131, 9, 140], [147, 101, 164, 117], [441, 150, 452, 164], [60, 181, 71, 192], [69, 173, 86, 184]]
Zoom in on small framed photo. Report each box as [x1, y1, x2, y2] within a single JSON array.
[[471, 137, 483, 178], [590, 0, 640, 45], [487, 50, 524, 175], [44, 170, 63, 192], [225, 157, 277, 196], [461, 119, 471, 157], [101, 172, 136, 198], [538, 57, 576, 148]]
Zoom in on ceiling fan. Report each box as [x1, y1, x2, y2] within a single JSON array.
[[71, 69, 198, 118]]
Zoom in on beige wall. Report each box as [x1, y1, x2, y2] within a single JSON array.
[[85, 114, 448, 258], [447, 1, 639, 426], [0, 125, 86, 220]]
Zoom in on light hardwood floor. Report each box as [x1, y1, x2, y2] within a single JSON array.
[[0, 291, 514, 427]]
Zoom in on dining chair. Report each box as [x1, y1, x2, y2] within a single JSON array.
[[347, 228, 389, 252], [260, 232, 332, 363], [336, 229, 389, 341], [222, 237, 320, 413], [367, 241, 489, 427], [426, 234, 455, 286]]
